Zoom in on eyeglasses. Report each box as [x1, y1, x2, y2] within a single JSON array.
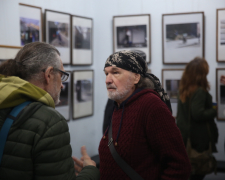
[[55, 68, 69, 82], [42, 68, 69, 82]]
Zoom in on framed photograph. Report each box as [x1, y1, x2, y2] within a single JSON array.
[[55, 71, 71, 121], [216, 68, 225, 120], [45, 10, 71, 64], [19, 3, 42, 46], [113, 14, 151, 63], [162, 12, 204, 64], [0, 45, 22, 63], [72, 70, 94, 120], [71, 15, 93, 65], [162, 69, 184, 117], [216, 8, 225, 62]]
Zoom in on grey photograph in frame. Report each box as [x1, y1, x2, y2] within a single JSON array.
[[113, 14, 151, 63], [0, 45, 22, 63], [216, 8, 225, 62], [55, 71, 71, 121], [45, 9, 71, 65], [162, 12, 204, 64], [19, 3, 43, 46], [72, 70, 94, 120], [216, 68, 225, 121], [71, 15, 93, 65], [162, 69, 184, 117]]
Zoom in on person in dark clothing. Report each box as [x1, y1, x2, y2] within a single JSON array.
[[176, 57, 218, 180], [98, 50, 191, 180], [0, 42, 99, 180], [103, 99, 114, 134]]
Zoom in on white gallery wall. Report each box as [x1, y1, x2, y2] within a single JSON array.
[[0, 0, 225, 161]]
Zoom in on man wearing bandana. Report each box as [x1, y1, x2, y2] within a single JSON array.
[[98, 50, 191, 180]]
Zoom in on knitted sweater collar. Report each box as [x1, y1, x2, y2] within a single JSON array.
[[0, 74, 55, 109]]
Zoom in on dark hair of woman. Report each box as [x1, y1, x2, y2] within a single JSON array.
[[179, 57, 210, 103]]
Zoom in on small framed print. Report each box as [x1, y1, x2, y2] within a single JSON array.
[[162, 69, 184, 117], [162, 12, 204, 64], [45, 9, 71, 65], [71, 15, 93, 65], [72, 70, 94, 120], [216, 8, 225, 62], [19, 3, 42, 45], [0, 45, 22, 63], [216, 68, 225, 120], [55, 71, 71, 121], [113, 14, 151, 63]]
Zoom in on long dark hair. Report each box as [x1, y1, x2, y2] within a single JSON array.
[[179, 57, 210, 103]]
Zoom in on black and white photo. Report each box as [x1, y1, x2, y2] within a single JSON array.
[[162, 12, 204, 64], [113, 14, 151, 63], [216, 68, 225, 120], [72, 15, 93, 65], [162, 69, 184, 117], [72, 70, 94, 119], [55, 71, 71, 121], [217, 9, 225, 62], [45, 10, 71, 64]]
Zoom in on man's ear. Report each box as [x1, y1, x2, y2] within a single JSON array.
[[134, 73, 141, 84], [44, 66, 54, 84]]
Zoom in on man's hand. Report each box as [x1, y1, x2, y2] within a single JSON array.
[[72, 146, 96, 176]]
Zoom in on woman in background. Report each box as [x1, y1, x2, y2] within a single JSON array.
[[176, 57, 218, 180]]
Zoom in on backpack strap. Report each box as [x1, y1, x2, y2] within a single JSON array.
[[0, 101, 32, 165]]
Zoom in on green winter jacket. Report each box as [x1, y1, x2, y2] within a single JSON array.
[[0, 75, 100, 180], [176, 88, 218, 153]]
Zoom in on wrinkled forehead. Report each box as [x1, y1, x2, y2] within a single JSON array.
[[104, 66, 126, 72]]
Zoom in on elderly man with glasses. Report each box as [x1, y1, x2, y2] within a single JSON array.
[[0, 42, 100, 180]]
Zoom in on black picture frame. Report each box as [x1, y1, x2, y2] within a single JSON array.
[[113, 14, 151, 63], [55, 71, 71, 121], [71, 15, 93, 65], [162, 12, 204, 64], [162, 69, 184, 117], [72, 70, 94, 120], [19, 3, 43, 46], [216, 68, 225, 121], [45, 9, 71, 65]]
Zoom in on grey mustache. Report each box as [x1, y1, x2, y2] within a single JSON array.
[[106, 85, 116, 89]]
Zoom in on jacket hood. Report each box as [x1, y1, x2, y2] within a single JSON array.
[[0, 74, 55, 109]]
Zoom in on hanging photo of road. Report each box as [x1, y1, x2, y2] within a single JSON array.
[[48, 21, 69, 47], [166, 23, 201, 49]]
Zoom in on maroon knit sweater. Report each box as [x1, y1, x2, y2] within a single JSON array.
[[99, 89, 191, 180]]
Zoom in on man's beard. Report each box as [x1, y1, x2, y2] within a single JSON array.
[[107, 77, 133, 102], [49, 81, 61, 105]]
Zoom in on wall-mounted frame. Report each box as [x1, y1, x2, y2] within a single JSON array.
[[19, 3, 42, 46], [162, 12, 204, 64], [216, 68, 225, 121], [216, 8, 225, 62], [71, 15, 93, 65], [72, 70, 94, 120], [113, 14, 151, 63], [55, 71, 71, 121], [162, 69, 184, 117], [45, 9, 71, 65], [0, 45, 22, 63]]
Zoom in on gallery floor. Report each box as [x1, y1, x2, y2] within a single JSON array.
[[204, 172, 225, 180]]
